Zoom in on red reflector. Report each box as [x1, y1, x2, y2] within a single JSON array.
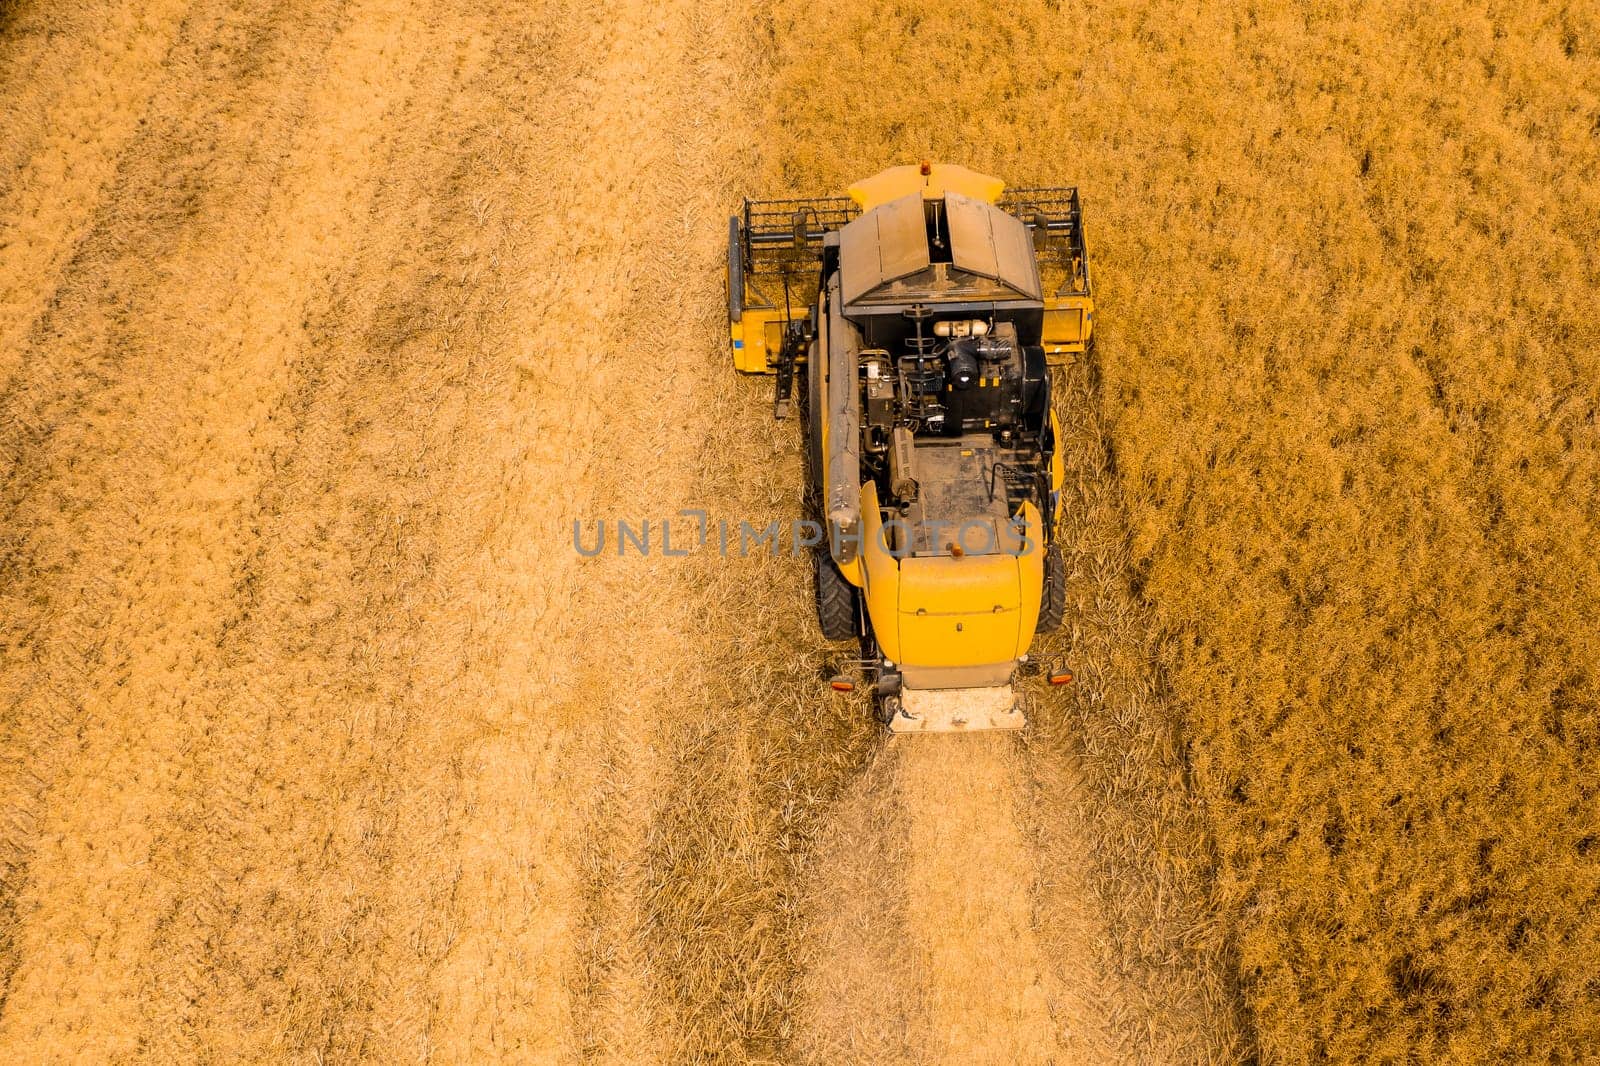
[[1049, 670, 1074, 686], [829, 677, 855, 692]]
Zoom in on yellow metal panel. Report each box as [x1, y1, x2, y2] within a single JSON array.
[[859, 483, 900, 658], [894, 553, 1021, 668], [897, 604, 1021, 669], [847, 163, 1006, 210], [898, 554, 1019, 612], [730, 308, 789, 373], [1042, 303, 1084, 343], [729, 320, 757, 373], [1042, 295, 1095, 358], [1014, 502, 1046, 654], [859, 497, 1047, 669]]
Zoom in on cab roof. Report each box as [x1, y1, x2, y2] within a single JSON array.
[[838, 190, 1043, 307]]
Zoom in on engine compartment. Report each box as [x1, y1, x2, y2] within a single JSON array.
[[858, 315, 1049, 445], [851, 309, 1056, 558]]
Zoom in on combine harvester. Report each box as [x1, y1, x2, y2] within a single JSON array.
[[728, 163, 1094, 732]]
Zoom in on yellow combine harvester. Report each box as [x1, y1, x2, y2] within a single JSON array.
[[728, 163, 1093, 731]]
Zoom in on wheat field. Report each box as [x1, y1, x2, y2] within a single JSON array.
[[1, 0, 1595, 1062]]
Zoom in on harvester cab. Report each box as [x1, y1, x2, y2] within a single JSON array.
[[728, 163, 1094, 732]]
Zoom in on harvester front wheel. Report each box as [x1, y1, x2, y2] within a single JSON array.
[[813, 550, 857, 641], [1037, 545, 1066, 633]]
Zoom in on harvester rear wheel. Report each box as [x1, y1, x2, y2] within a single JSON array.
[[1038, 544, 1066, 633], [813, 550, 858, 641]]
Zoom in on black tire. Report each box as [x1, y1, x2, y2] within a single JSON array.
[[813, 550, 857, 641], [1037, 544, 1066, 633]]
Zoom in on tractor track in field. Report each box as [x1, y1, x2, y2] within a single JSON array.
[[0, 0, 1244, 1062]]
